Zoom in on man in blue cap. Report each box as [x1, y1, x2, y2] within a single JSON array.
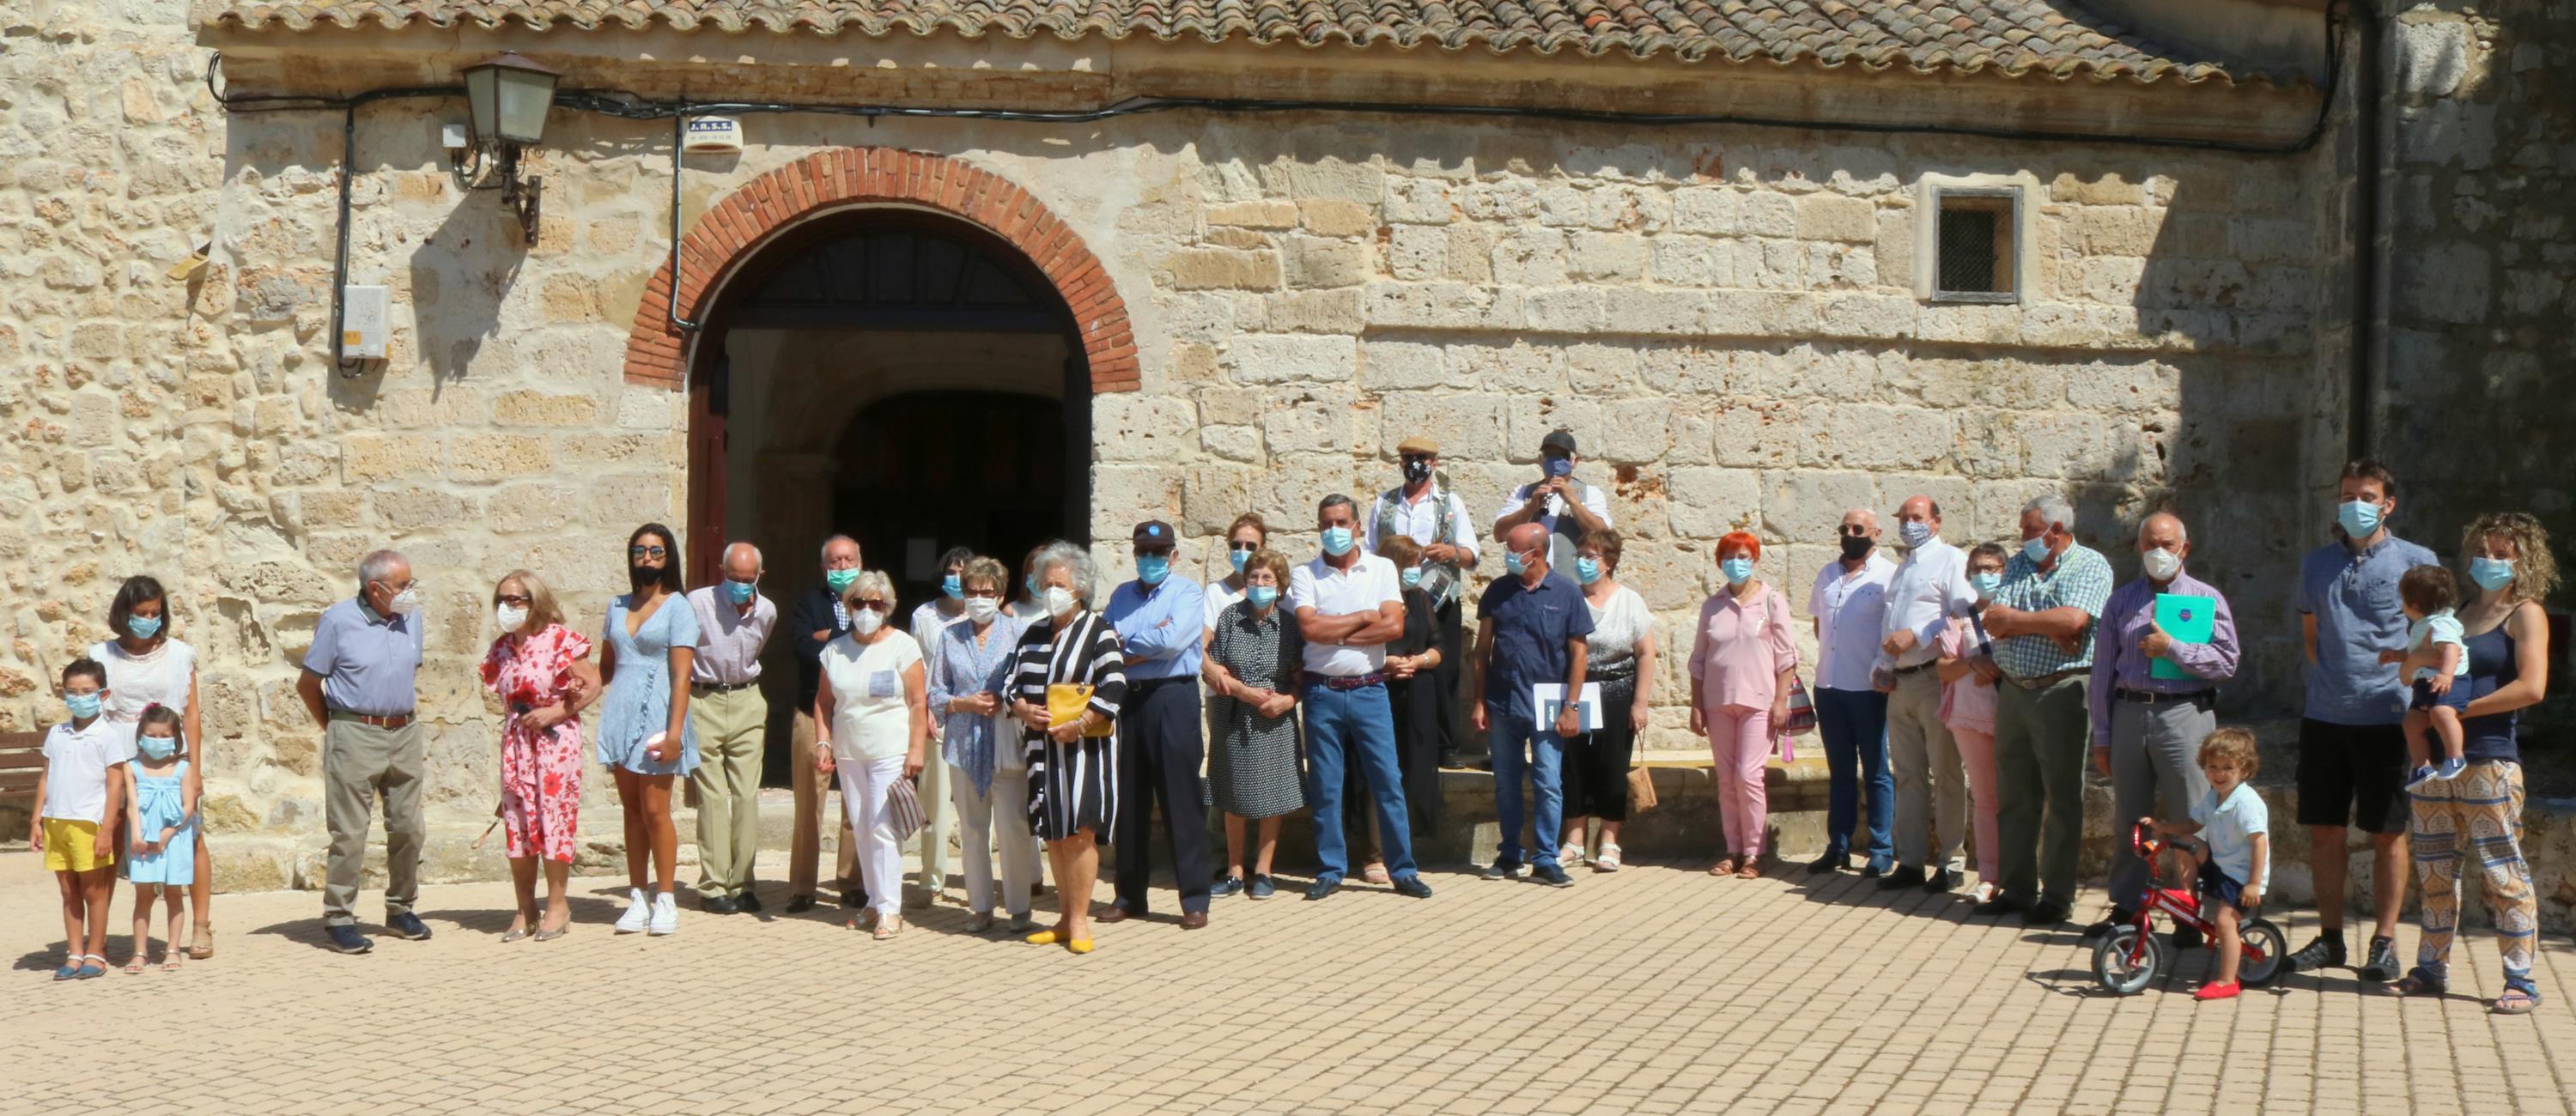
[[1101, 519, 1217, 929]]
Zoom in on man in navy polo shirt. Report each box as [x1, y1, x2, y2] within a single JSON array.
[[1470, 522, 1594, 888]]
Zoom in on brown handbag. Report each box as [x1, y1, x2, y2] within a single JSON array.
[[1626, 761, 1659, 811]]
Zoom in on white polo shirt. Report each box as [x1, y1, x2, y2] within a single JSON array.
[[42, 718, 134, 824], [1287, 553, 1402, 676]]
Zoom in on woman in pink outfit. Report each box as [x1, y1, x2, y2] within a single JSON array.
[[1935, 543, 2009, 904], [1688, 531, 1800, 878], [480, 569, 596, 942]]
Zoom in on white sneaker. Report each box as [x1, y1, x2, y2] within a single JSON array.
[[613, 888, 650, 934], [648, 891, 678, 936]]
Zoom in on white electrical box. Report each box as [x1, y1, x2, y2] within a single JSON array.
[[683, 116, 743, 155], [342, 285, 389, 361]]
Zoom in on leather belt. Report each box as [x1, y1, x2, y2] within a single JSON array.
[[1892, 660, 1938, 676], [1317, 672, 1388, 691], [329, 710, 414, 729], [691, 679, 759, 694], [2115, 688, 2214, 707], [2003, 669, 2084, 691], [1129, 675, 1194, 692]]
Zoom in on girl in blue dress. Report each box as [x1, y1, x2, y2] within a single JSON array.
[[121, 704, 197, 972], [596, 523, 701, 937]]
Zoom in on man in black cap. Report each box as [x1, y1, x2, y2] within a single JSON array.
[[1100, 520, 1216, 928], [1492, 428, 1613, 573]]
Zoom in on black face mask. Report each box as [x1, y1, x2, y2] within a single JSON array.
[[630, 565, 661, 591], [1403, 458, 1432, 483], [1838, 535, 1874, 561]]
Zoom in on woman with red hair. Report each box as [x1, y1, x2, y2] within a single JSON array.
[[1687, 531, 1800, 877]]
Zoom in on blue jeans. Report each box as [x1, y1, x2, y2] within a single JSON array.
[[1487, 707, 1565, 869], [1303, 681, 1418, 882], [1816, 687, 1893, 863]]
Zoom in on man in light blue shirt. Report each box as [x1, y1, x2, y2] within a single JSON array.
[[1101, 520, 1216, 928], [2288, 459, 2438, 981]]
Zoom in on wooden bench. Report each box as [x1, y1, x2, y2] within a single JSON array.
[[1, 730, 44, 813]]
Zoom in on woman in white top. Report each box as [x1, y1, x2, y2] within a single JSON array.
[[813, 570, 930, 940], [1201, 513, 1269, 636], [1558, 531, 1656, 870], [93, 575, 212, 958]]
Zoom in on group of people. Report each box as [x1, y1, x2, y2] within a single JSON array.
[[27, 438, 2551, 1009]]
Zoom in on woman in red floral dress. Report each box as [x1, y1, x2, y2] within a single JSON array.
[[480, 569, 597, 942]]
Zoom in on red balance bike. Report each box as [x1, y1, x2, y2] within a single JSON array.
[[2091, 822, 2287, 995]]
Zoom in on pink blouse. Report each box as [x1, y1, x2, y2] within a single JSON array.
[[1687, 583, 1800, 711], [1935, 617, 1998, 735]]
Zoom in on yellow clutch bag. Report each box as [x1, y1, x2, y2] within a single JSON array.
[[1047, 683, 1114, 737]]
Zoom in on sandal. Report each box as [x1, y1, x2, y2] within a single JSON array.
[[1595, 843, 1622, 871], [75, 955, 107, 980], [161, 955, 183, 972], [1711, 855, 1740, 877], [2494, 982, 2541, 1016], [122, 955, 148, 975], [2393, 967, 2447, 998], [1737, 860, 1762, 880], [1362, 863, 1391, 885], [872, 916, 904, 941], [186, 925, 213, 961]]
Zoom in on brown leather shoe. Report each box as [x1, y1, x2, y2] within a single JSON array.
[[1096, 905, 1134, 924], [1180, 911, 1209, 930]]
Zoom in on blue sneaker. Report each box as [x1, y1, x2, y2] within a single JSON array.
[[1392, 876, 1434, 899], [325, 925, 374, 955], [1210, 876, 1245, 900], [1303, 876, 1344, 901], [2437, 756, 2468, 780], [2403, 764, 2438, 791], [1246, 875, 1276, 901], [386, 911, 433, 941], [1532, 864, 1575, 888]]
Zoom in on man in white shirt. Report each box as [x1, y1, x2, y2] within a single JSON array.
[[1492, 428, 1613, 575], [1290, 494, 1435, 902], [686, 542, 778, 914], [1874, 495, 1978, 893], [1807, 507, 1897, 876], [1366, 433, 1481, 767]]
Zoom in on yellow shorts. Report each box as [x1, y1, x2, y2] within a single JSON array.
[[40, 817, 112, 872]]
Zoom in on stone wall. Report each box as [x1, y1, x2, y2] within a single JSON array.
[[0, 3, 2357, 881]]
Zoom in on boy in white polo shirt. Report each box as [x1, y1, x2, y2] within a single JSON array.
[[32, 658, 131, 980], [2149, 726, 2270, 1002]]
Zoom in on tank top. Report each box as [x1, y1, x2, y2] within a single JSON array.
[[2459, 621, 2519, 763]]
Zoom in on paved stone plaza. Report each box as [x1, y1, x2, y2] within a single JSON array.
[[9, 852, 2570, 1114]]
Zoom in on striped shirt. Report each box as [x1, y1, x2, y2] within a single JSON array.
[[1008, 609, 1130, 840], [1991, 543, 2114, 680]]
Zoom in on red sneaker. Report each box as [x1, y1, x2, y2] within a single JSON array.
[[2194, 980, 2242, 1001]]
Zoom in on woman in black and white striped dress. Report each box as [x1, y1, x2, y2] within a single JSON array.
[[1005, 541, 1127, 955]]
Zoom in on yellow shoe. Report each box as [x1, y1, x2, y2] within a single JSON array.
[[1066, 937, 1095, 955], [1024, 930, 1060, 946]]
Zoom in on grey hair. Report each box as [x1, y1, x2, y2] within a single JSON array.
[[819, 535, 859, 562], [2137, 512, 2188, 545], [1033, 540, 1095, 603], [357, 549, 408, 589], [2026, 494, 2076, 533], [723, 541, 764, 571], [841, 569, 897, 615]]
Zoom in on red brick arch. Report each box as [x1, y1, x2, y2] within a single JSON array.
[[622, 147, 1139, 392]]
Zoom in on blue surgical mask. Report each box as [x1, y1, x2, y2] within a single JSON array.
[[1899, 521, 1933, 549], [1970, 572, 2002, 600], [138, 734, 178, 761], [1024, 574, 1040, 597], [2021, 535, 2050, 563], [1504, 550, 1532, 576], [126, 615, 163, 640], [1229, 549, 1250, 573], [2470, 557, 2516, 592], [726, 579, 756, 605], [1321, 527, 1356, 556], [940, 574, 963, 600], [1575, 558, 1602, 585], [65, 692, 102, 719], [1247, 585, 1279, 609], [1543, 456, 1574, 479], [2337, 499, 2383, 539], [1721, 557, 1753, 585], [1400, 566, 1424, 588], [1136, 555, 1170, 586]]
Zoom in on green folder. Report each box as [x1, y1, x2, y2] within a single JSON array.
[[2151, 594, 2216, 680]]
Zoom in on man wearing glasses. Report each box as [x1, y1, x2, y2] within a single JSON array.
[[1365, 434, 1480, 767], [296, 548, 430, 954]]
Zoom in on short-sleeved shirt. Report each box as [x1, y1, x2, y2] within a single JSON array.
[[2408, 610, 2470, 682], [42, 719, 133, 823], [1807, 555, 1895, 692], [301, 597, 425, 717], [1478, 570, 1595, 723], [1288, 553, 1404, 676], [89, 639, 196, 749], [1492, 479, 1614, 573], [2191, 781, 2269, 889], [1203, 578, 1247, 632], [820, 631, 925, 764], [2299, 534, 2439, 725], [687, 586, 777, 686], [1990, 543, 2113, 680]]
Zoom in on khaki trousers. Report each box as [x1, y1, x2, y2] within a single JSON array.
[[689, 686, 767, 901], [322, 718, 425, 927], [788, 708, 856, 897], [1887, 668, 1967, 871]]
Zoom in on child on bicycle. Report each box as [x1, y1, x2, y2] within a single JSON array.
[[2145, 727, 2269, 1001]]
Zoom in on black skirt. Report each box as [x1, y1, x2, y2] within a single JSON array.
[[1562, 675, 1637, 822]]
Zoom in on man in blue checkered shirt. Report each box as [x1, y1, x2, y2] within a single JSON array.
[[1969, 493, 2112, 927]]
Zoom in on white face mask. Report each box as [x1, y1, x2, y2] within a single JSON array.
[[1045, 586, 1078, 618], [2140, 546, 2183, 582], [495, 604, 530, 633], [850, 607, 884, 636], [963, 597, 999, 623], [385, 587, 421, 616]]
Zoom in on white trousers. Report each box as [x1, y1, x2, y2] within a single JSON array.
[[951, 763, 1038, 918], [835, 755, 908, 920]]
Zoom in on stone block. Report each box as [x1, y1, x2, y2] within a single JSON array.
[[2064, 359, 2181, 413], [1201, 425, 1261, 464], [1673, 188, 1739, 235], [1916, 305, 2023, 347], [2396, 17, 2476, 98], [1260, 397, 1358, 457], [341, 434, 440, 482], [1299, 198, 1376, 238], [1387, 224, 1443, 281], [1170, 342, 1222, 383], [1569, 233, 1649, 282], [372, 485, 477, 535], [1490, 227, 1569, 285], [1600, 397, 1670, 464], [1208, 199, 1299, 229], [1458, 180, 1540, 221], [1264, 288, 1364, 334], [1649, 236, 1732, 287], [1636, 344, 1731, 397], [1382, 178, 1454, 225], [1522, 288, 1606, 333], [444, 434, 554, 483], [1096, 394, 1200, 461], [484, 482, 581, 535], [1603, 289, 1704, 336], [1803, 404, 1953, 470], [1379, 392, 1507, 464], [1165, 247, 1282, 291], [2071, 205, 2160, 257], [1358, 339, 1464, 391], [1443, 226, 1498, 283], [1447, 340, 1560, 391], [1704, 290, 1814, 337], [2014, 411, 2110, 479], [1181, 464, 1255, 536], [1506, 396, 1602, 461], [2050, 173, 2142, 207], [1364, 282, 1521, 331], [1564, 343, 1639, 394], [1284, 236, 1370, 288], [491, 389, 604, 427], [1230, 334, 1357, 385], [1795, 194, 1876, 243], [1741, 192, 1797, 239], [2398, 241, 2491, 324], [1760, 470, 1880, 545], [1814, 294, 1919, 340], [537, 273, 598, 324], [1668, 467, 1763, 537]]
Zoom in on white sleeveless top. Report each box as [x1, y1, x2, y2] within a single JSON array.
[[88, 639, 197, 744]]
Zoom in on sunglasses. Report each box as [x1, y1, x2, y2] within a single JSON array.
[[495, 593, 532, 606], [853, 598, 892, 613], [1838, 525, 1871, 537], [1229, 541, 1260, 553], [629, 545, 668, 560]]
